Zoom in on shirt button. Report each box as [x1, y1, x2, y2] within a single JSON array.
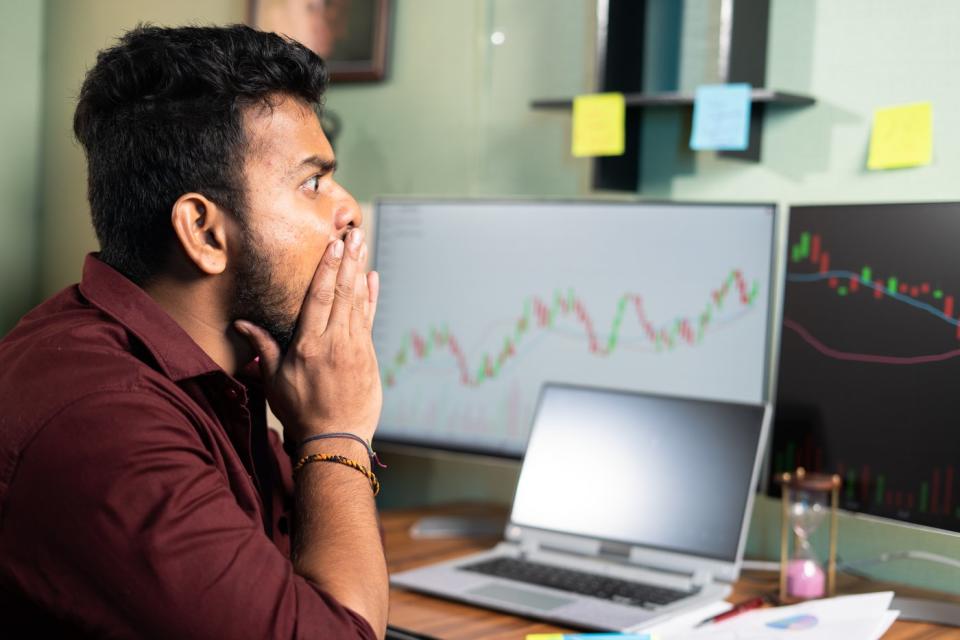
[[225, 387, 239, 400]]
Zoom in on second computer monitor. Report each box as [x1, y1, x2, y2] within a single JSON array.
[[372, 199, 777, 457], [770, 202, 960, 534]]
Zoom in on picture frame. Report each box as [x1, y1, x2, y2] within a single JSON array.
[[249, 0, 390, 83]]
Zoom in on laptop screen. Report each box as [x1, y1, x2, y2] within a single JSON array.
[[510, 384, 766, 562]]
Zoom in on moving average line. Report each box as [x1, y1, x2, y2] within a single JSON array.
[[783, 317, 960, 365]]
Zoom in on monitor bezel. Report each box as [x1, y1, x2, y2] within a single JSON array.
[[370, 196, 781, 461]]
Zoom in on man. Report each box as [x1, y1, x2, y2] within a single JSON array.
[[0, 24, 388, 638]]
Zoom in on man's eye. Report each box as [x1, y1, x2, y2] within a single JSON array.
[[305, 175, 320, 192]]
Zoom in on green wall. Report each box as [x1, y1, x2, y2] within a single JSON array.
[[0, 1, 44, 334], [326, 0, 592, 201], [647, 1, 960, 202]]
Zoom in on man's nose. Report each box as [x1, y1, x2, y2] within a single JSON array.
[[333, 196, 362, 233]]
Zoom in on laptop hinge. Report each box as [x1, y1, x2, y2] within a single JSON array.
[[516, 532, 716, 587], [519, 538, 542, 556], [517, 532, 600, 558], [691, 568, 713, 587]]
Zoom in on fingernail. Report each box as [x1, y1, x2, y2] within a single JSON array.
[[350, 227, 364, 249], [333, 239, 344, 258]]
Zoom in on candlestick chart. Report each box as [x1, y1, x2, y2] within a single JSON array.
[[770, 203, 960, 532], [382, 269, 759, 389], [372, 200, 775, 457]]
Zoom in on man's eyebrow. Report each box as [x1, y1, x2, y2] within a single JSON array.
[[292, 155, 337, 177]]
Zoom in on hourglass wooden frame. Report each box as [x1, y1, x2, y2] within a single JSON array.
[[777, 468, 841, 602]]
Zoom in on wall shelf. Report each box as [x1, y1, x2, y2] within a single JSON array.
[[531, 88, 815, 191], [547, 0, 816, 192], [530, 89, 815, 110]]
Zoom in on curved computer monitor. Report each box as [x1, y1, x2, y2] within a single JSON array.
[[371, 198, 778, 459], [770, 202, 960, 535]]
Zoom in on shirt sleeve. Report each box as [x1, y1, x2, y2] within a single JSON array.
[[1, 388, 378, 640]]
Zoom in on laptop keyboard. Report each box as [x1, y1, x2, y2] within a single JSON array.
[[461, 556, 696, 608]]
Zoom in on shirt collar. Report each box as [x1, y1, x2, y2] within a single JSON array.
[[78, 253, 223, 381]]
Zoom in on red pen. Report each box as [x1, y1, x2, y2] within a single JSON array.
[[694, 595, 767, 627]]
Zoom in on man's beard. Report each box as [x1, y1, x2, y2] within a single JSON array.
[[230, 227, 299, 354]]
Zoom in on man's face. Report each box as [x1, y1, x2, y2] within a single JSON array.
[[229, 96, 361, 351]]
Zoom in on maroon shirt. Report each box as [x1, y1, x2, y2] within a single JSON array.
[[0, 255, 376, 639]]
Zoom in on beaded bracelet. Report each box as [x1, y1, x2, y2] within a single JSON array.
[[293, 453, 381, 496], [297, 432, 388, 469]]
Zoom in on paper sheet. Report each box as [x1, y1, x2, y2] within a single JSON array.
[[637, 600, 733, 635], [868, 611, 899, 640], [664, 592, 896, 640], [571, 92, 625, 158]]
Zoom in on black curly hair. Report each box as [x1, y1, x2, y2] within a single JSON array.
[[73, 24, 328, 285]]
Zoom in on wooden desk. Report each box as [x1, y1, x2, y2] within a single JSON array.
[[383, 504, 960, 639]]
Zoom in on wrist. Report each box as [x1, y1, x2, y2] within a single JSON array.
[[293, 451, 381, 496]]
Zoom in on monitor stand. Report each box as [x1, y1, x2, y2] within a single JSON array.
[[893, 597, 960, 627], [409, 514, 507, 539]]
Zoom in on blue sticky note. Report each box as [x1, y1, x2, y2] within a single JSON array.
[[690, 83, 752, 151]]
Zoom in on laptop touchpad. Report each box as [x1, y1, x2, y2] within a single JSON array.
[[466, 583, 574, 611]]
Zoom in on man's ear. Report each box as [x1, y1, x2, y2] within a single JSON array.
[[170, 193, 232, 275]]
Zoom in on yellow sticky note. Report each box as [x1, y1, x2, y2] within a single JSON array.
[[572, 92, 625, 157], [867, 102, 933, 170]]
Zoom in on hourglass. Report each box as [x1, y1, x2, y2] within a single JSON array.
[[777, 468, 841, 602]]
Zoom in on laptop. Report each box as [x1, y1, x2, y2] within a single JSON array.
[[390, 383, 771, 632]]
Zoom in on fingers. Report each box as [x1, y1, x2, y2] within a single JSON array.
[[234, 320, 282, 382], [294, 237, 344, 342], [366, 270, 380, 329], [351, 245, 369, 333], [327, 227, 363, 330]]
